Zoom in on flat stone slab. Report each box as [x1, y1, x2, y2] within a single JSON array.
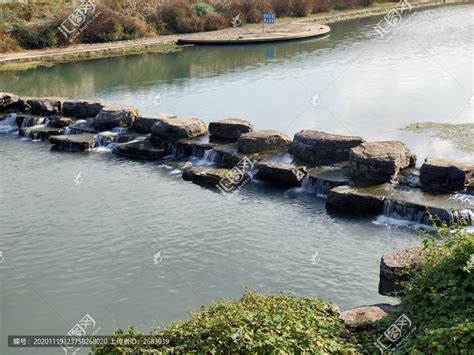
[[379, 246, 422, 296], [132, 113, 177, 134], [93, 104, 139, 131], [150, 116, 208, 144], [326, 185, 385, 215], [19, 125, 63, 139], [178, 24, 330, 45], [182, 166, 230, 188], [289, 130, 364, 164], [238, 130, 291, 154], [209, 118, 254, 140], [49, 133, 97, 151], [420, 157, 474, 192], [304, 165, 350, 195], [23, 97, 66, 115], [63, 99, 103, 119], [113, 138, 166, 160], [341, 304, 396, 327], [255, 160, 307, 187], [350, 141, 416, 184]]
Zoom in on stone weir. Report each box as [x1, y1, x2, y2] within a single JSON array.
[[1, 93, 473, 227]]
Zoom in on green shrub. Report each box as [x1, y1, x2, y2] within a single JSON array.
[[11, 17, 67, 49], [94, 291, 361, 354], [202, 13, 229, 31], [291, 0, 312, 17], [192, 2, 215, 16]]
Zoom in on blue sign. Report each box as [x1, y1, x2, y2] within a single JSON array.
[[263, 13, 276, 24]]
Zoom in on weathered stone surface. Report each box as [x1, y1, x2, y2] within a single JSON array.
[[237, 130, 291, 154], [209, 118, 254, 140], [19, 125, 64, 139], [150, 117, 208, 144], [289, 130, 364, 164], [113, 138, 166, 160], [0, 92, 19, 111], [350, 141, 416, 184], [49, 133, 97, 151], [304, 166, 350, 195], [182, 166, 229, 188], [93, 104, 139, 131], [420, 157, 474, 192], [25, 97, 66, 115], [132, 113, 177, 134], [255, 160, 307, 187], [341, 304, 395, 328], [379, 246, 422, 296], [48, 115, 73, 128], [326, 185, 385, 215], [63, 100, 103, 119]]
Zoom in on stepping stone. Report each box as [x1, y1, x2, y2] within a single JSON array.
[[326, 185, 385, 215], [49, 133, 97, 151], [22, 97, 66, 115], [237, 130, 291, 154], [420, 157, 474, 191], [63, 99, 103, 119], [350, 141, 416, 184], [289, 130, 364, 164], [182, 166, 230, 188], [113, 138, 166, 160], [209, 118, 254, 140], [379, 246, 422, 296], [0, 92, 19, 111], [132, 113, 177, 134], [150, 116, 208, 144], [93, 104, 139, 131], [255, 160, 307, 187], [19, 125, 64, 139], [304, 165, 350, 195]]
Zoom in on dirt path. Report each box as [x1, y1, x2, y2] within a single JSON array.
[[0, 0, 460, 68]]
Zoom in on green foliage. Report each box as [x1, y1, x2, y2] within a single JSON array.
[[291, 0, 312, 17], [94, 291, 361, 354], [155, 1, 204, 34], [192, 2, 215, 17]]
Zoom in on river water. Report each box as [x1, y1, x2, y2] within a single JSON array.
[[0, 4, 473, 354]]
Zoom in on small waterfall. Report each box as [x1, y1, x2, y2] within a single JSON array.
[[301, 174, 331, 197], [0, 113, 18, 134], [111, 127, 128, 134], [165, 143, 178, 157], [381, 200, 473, 226], [202, 149, 221, 164], [20, 116, 45, 129], [116, 134, 134, 144]]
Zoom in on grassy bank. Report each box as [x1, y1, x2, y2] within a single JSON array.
[[0, 0, 375, 53], [94, 224, 473, 353]]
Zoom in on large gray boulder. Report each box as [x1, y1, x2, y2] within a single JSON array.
[[24, 97, 66, 115], [93, 104, 139, 131], [132, 113, 177, 134], [289, 130, 364, 164], [209, 118, 254, 140], [237, 130, 291, 154], [63, 100, 103, 119], [350, 141, 416, 184], [326, 185, 385, 215], [0, 92, 19, 111], [379, 246, 422, 296], [255, 160, 307, 187], [150, 117, 207, 144], [182, 166, 230, 188], [420, 157, 474, 192]]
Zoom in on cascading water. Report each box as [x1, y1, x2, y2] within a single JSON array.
[[380, 199, 473, 227], [202, 149, 221, 164], [300, 174, 332, 197], [0, 113, 18, 134]]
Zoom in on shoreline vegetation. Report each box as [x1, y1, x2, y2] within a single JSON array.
[[94, 225, 473, 353], [0, 0, 466, 71]]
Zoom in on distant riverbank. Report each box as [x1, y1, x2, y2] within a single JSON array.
[[0, 0, 468, 71]]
